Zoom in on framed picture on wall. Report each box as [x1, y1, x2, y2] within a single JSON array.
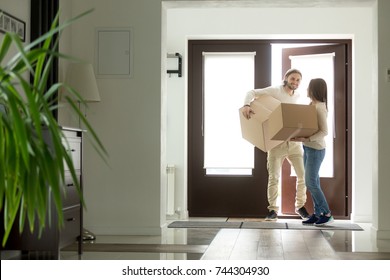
[[0, 9, 26, 42]]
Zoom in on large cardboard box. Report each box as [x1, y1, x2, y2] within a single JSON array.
[[268, 103, 318, 140], [239, 95, 283, 152], [239, 95, 318, 152]]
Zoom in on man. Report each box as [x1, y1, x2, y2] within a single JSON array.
[[242, 68, 309, 221]]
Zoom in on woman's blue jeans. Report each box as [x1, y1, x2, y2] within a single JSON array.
[[303, 146, 330, 217]]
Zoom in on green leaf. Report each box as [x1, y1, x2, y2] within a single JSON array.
[[1, 9, 107, 248], [0, 33, 12, 64]]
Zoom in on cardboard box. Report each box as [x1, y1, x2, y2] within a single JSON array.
[[268, 103, 318, 140], [239, 95, 318, 152], [239, 95, 284, 152]]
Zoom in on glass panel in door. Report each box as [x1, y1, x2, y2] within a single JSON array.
[[289, 53, 335, 177], [188, 41, 271, 217], [203, 52, 255, 175]]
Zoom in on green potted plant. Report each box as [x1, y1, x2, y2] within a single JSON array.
[[0, 10, 106, 247]]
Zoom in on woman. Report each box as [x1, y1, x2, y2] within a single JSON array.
[[291, 78, 333, 226]]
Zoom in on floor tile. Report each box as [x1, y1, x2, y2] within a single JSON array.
[[3, 218, 390, 260]]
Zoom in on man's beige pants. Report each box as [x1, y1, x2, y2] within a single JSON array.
[[266, 141, 307, 213]]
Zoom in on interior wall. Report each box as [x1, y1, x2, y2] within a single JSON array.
[[0, 0, 30, 62], [375, 0, 390, 247], [58, 0, 164, 235], [165, 3, 374, 222]]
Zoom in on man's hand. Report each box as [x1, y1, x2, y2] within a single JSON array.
[[242, 105, 254, 120]]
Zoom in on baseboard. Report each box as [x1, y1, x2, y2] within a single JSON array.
[[375, 229, 390, 240], [350, 214, 372, 223], [84, 225, 162, 236], [370, 225, 390, 252]]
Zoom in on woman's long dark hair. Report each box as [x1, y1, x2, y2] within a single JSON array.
[[308, 78, 328, 109]]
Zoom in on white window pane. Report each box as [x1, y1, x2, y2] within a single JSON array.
[[203, 52, 255, 175], [290, 53, 335, 178]]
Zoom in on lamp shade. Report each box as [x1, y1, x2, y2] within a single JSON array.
[[65, 63, 100, 102]]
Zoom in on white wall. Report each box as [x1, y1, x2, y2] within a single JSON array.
[[0, 0, 30, 63], [164, 3, 374, 222], [375, 0, 390, 247], [58, 0, 164, 235]]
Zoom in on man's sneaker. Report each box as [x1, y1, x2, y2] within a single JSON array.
[[265, 210, 278, 221], [295, 206, 310, 220], [302, 214, 319, 225], [314, 215, 334, 226]]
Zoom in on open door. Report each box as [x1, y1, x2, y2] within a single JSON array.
[[281, 43, 352, 218]]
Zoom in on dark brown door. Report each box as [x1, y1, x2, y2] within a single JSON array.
[[188, 40, 272, 217], [281, 43, 352, 219]]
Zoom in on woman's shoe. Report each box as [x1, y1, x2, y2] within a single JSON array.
[[314, 215, 334, 226], [302, 214, 319, 225]]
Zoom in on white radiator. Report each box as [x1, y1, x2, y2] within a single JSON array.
[[166, 164, 176, 215]]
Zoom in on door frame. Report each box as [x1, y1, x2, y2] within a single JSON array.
[[187, 39, 352, 218]]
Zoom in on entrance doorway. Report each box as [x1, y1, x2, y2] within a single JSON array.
[[187, 40, 352, 218]]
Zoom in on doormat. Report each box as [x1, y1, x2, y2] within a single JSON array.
[[286, 221, 363, 231], [168, 221, 363, 231], [241, 221, 287, 229], [168, 221, 242, 228]]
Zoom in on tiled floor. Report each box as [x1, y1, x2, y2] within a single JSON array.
[[57, 218, 390, 260], [2, 217, 390, 260]]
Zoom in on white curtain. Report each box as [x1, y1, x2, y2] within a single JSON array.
[[290, 53, 335, 177], [203, 52, 255, 175]]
